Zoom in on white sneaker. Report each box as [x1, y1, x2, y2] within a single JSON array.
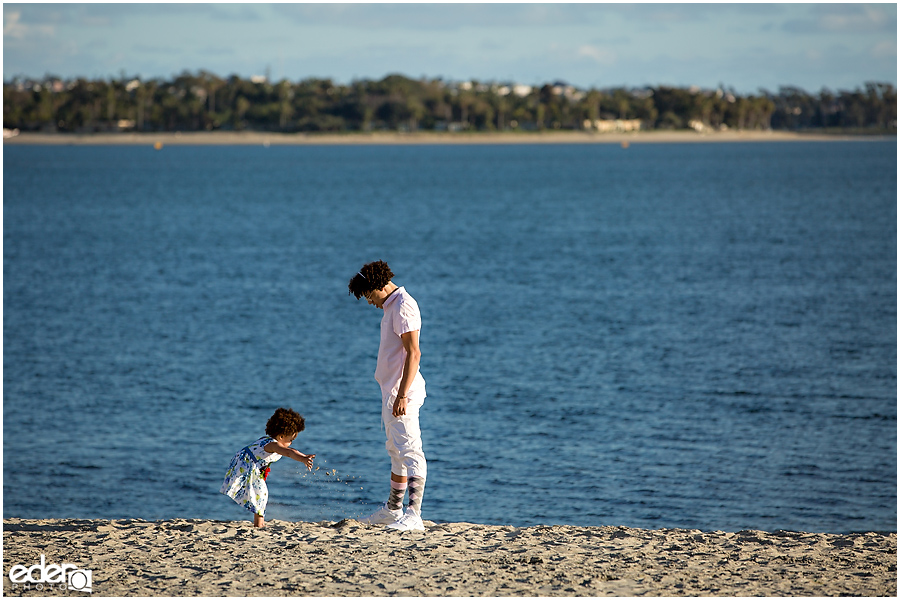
[[359, 503, 403, 525], [386, 507, 425, 532]]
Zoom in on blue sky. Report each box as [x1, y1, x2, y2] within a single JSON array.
[[3, 3, 897, 93]]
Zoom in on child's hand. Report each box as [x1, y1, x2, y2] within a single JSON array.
[[303, 454, 315, 471]]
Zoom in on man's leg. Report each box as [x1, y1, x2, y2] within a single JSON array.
[[359, 404, 407, 525], [407, 476, 425, 514], [388, 472, 407, 510], [385, 398, 427, 531], [359, 471, 404, 524], [395, 399, 427, 511]]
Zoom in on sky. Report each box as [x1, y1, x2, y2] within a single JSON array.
[[3, 3, 897, 94]]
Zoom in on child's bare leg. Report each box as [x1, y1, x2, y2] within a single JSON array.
[[253, 513, 265, 528]]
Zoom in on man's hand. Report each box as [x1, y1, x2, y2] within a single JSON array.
[[393, 395, 408, 417]]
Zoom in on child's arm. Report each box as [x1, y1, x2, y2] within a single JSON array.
[[264, 440, 315, 471]]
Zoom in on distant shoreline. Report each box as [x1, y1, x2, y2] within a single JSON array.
[[4, 129, 892, 146]]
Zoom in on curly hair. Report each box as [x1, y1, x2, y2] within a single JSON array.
[[348, 260, 394, 299], [265, 407, 305, 438]]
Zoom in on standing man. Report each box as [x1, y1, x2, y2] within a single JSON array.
[[349, 260, 428, 532]]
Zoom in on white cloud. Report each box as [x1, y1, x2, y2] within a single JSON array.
[[819, 5, 894, 32], [870, 40, 897, 60], [785, 4, 896, 34], [4, 9, 55, 41], [4, 10, 25, 39], [578, 45, 617, 66]]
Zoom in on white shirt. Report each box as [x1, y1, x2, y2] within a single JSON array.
[[375, 286, 426, 399]]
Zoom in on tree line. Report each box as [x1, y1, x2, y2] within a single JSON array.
[[3, 71, 896, 134]]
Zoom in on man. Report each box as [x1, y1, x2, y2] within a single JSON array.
[[348, 260, 428, 532]]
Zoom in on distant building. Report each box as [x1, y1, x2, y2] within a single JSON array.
[[512, 84, 532, 97], [688, 120, 706, 132], [584, 118, 643, 133], [689, 120, 729, 132]]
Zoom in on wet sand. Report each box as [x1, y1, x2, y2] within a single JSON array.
[[3, 129, 887, 146], [2, 518, 895, 596]]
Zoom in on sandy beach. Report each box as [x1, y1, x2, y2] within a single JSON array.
[[3, 129, 889, 146], [2, 518, 895, 597]]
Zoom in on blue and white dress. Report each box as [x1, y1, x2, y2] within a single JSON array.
[[220, 436, 282, 516]]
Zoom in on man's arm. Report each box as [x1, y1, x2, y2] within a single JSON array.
[[393, 329, 422, 417]]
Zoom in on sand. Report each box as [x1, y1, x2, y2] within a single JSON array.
[[2, 518, 895, 596], [3, 130, 889, 146]]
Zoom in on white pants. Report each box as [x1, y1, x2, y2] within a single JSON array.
[[381, 393, 427, 479]]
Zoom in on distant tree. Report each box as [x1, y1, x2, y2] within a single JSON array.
[[2, 70, 894, 134]]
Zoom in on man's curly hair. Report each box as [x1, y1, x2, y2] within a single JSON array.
[[265, 407, 305, 438], [349, 260, 394, 299]]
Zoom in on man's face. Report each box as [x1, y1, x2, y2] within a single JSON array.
[[365, 288, 389, 309]]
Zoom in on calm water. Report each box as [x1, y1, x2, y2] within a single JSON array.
[[4, 141, 896, 533]]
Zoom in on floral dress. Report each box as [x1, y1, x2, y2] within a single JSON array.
[[220, 436, 282, 516]]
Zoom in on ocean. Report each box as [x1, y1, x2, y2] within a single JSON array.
[[3, 140, 896, 533]]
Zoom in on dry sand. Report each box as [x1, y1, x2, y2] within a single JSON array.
[[2, 518, 895, 596], [3, 130, 889, 147]]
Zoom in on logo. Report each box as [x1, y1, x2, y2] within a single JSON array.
[[8, 554, 93, 593]]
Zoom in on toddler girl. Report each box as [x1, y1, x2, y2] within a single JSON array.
[[220, 407, 315, 527]]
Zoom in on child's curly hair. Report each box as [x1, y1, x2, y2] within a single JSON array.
[[266, 407, 305, 438], [348, 260, 394, 299]]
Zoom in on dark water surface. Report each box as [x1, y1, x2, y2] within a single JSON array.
[[4, 141, 896, 533]]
